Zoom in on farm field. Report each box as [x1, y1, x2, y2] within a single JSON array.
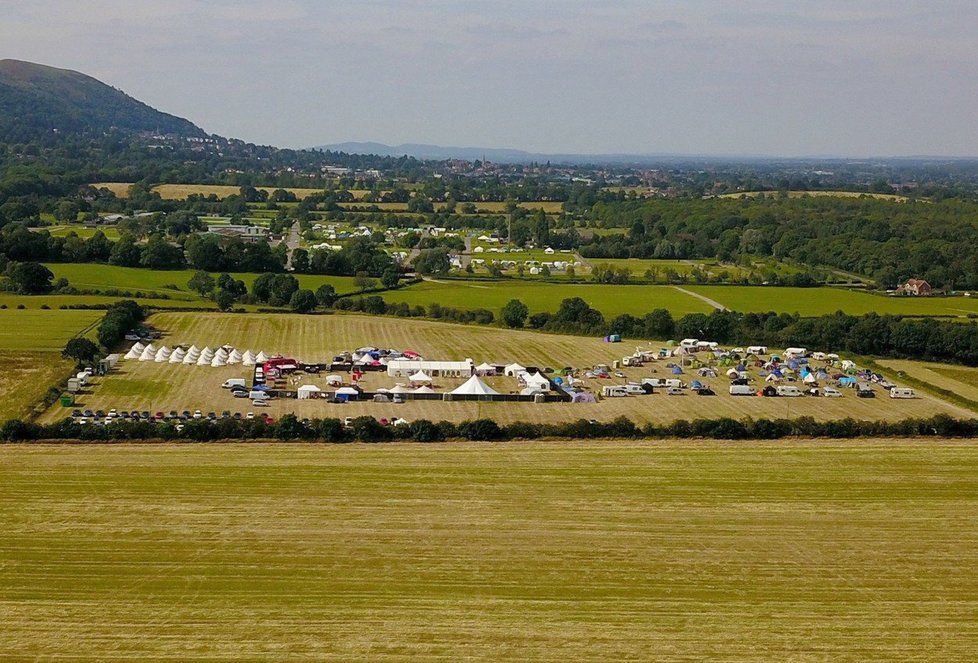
[[878, 359, 978, 404], [687, 285, 978, 317], [47, 264, 360, 301], [156, 184, 327, 200], [382, 279, 713, 318], [3, 441, 978, 661], [41, 312, 968, 425], [582, 257, 751, 277], [340, 201, 564, 213], [0, 352, 75, 421], [0, 309, 102, 351]]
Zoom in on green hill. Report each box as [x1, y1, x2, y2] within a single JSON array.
[[0, 59, 205, 141]]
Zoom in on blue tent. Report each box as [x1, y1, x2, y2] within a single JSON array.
[[691, 380, 703, 390], [787, 359, 800, 370], [839, 376, 857, 386], [672, 366, 684, 375], [736, 364, 747, 372], [771, 368, 784, 378]]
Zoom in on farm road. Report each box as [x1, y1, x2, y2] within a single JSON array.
[[672, 285, 728, 311]]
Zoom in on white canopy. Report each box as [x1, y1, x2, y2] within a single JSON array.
[[520, 371, 550, 391], [255, 351, 269, 363], [325, 374, 343, 385], [413, 385, 435, 394], [451, 375, 500, 396], [504, 362, 526, 377], [475, 362, 496, 375], [409, 370, 432, 383], [297, 384, 321, 399], [241, 351, 255, 366], [388, 384, 412, 394], [335, 386, 359, 395]]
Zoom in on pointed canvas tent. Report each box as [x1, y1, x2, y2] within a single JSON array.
[[672, 366, 684, 375], [241, 350, 255, 366], [124, 347, 141, 360], [169, 349, 185, 363], [388, 384, 412, 394], [138, 345, 157, 361], [451, 375, 500, 396], [183, 351, 199, 365], [210, 354, 227, 367], [196, 353, 212, 366], [255, 351, 269, 363], [228, 349, 242, 364], [155, 347, 171, 362], [413, 385, 435, 394], [409, 370, 432, 383], [199, 346, 211, 356], [215, 347, 229, 359], [475, 362, 496, 376], [803, 373, 817, 383], [131, 342, 146, 352]]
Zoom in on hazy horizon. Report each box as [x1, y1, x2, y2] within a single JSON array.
[[3, 1, 977, 157]]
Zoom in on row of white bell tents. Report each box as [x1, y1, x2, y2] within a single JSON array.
[[125, 342, 269, 366]]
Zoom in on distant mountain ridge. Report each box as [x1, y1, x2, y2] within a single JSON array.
[[0, 59, 205, 141], [314, 141, 775, 165]]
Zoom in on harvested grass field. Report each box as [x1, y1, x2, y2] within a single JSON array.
[[383, 279, 713, 317], [2, 440, 978, 661], [154, 184, 326, 200], [687, 285, 978, 317], [0, 351, 75, 421], [41, 312, 968, 425], [37, 224, 122, 240], [878, 359, 978, 404]]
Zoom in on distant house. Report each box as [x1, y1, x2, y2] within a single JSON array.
[[206, 224, 268, 243], [902, 278, 933, 296]]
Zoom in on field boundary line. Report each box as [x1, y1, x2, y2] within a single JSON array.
[[672, 285, 727, 311]]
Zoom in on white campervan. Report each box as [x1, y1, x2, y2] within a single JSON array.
[[775, 385, 803, 397], [889, 388, 916, 399], [729, 385, 754, 396]]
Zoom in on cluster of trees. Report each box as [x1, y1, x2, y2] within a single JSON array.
[[335, 295, 495, 324], [94, 300, 145, 349], [2, 261, 59, 294], [4, 413, 977, 443], [289, 237, 398, 279], [578, 196, 978, 289], [184, 234, 286, 273]]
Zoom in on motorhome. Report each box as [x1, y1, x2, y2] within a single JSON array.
[[729, 385, 755, 396], [889, 387, 917, 399], [775, 385, 804, 397]]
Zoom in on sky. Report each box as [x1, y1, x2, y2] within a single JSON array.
[[2, 0, 977, 156]]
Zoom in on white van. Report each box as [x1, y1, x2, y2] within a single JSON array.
[[823, 387, 843, 398], [602, 386, 628, 398], [248, 390, 270, 400], [222, 378, 247, 389], [889, 387, 916, 399], [775, 385, 804, 397], [729, 385, 755, 396], [624, 383, 647, 395], [642, 378, 667, 388]]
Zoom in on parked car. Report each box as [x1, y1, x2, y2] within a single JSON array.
[[193, 410, 203, 419], [857, 388, 875, 398], [246, 412, 255, 420], [666, 386, 685, 396], [253, 400, 269, 407], [823, 387, 843, 398]]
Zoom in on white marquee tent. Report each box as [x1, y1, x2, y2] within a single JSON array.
[[450, 375, 500, 396], [138, 345, 157, 361], [504, 362, 526, 377], [169, 348, 186, 363], [475, 362, 496, 376], [409, 370, 432, 383], [241, 350, 255, 366], [255, 351, 269, 363], [154, 347, 171, 362]]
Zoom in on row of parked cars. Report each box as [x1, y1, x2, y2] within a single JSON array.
[[71, 408, 276, 427]]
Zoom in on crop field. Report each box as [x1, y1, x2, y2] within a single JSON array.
[[0, 309, 102, 351], [41, 312, 968, 425], [2, 440, 978, 661], [383, 280, 713, 318], [583, 257, 752, 278], [47, 264, 360, 301], [687, 285, 978, 317], [0, 352, 76, 421]]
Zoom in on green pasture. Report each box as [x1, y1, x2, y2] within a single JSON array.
[[382, 280, 712, 318], [36, 225, 122, 240], [2, 441, 977, 660], [688, 286, 978, 317], [0, 308, 103, 351], [46, 264, 360, 302]]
